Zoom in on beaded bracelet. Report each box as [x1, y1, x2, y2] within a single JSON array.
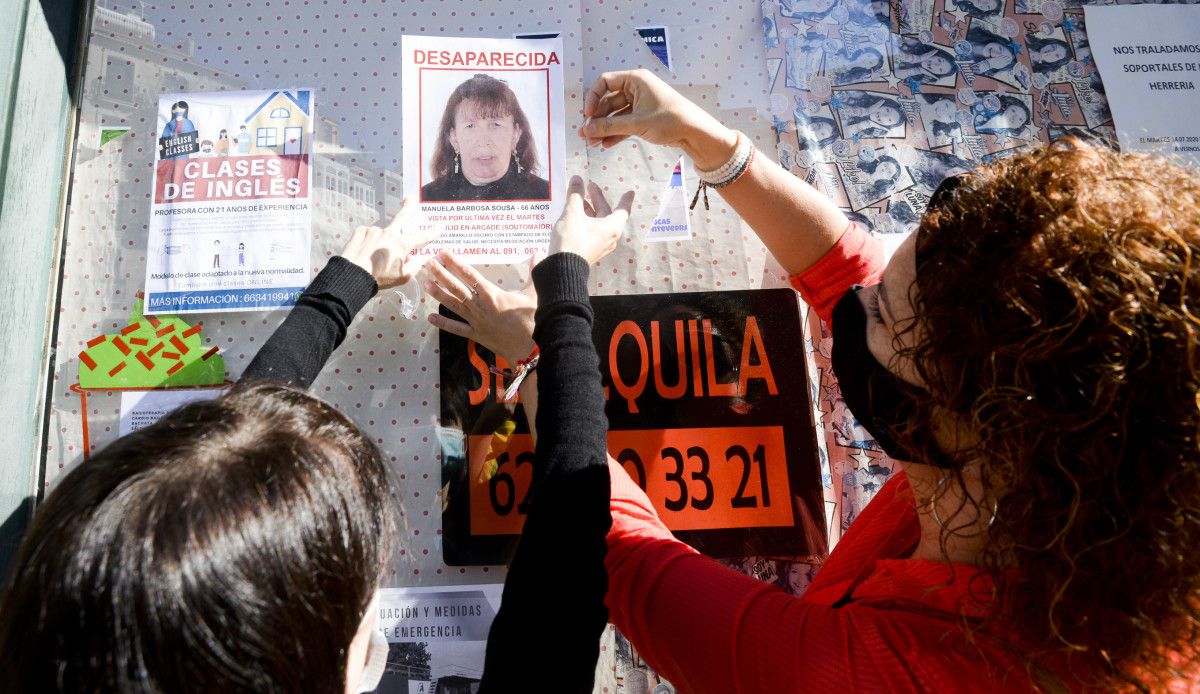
[[489, 346, 540, 401], [690, 132, 756, 211]]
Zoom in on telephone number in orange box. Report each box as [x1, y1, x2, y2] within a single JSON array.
[[467, 426, 793, 536]]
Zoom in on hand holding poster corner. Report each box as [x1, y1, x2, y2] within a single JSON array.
[[146, 89, 314, 314], [402, 36, 567, 263], [1085, 5, 1200, 167]]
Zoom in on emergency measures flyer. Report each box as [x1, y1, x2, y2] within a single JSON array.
[[145, 89, 314, 314], [402, 35, 567, 263]]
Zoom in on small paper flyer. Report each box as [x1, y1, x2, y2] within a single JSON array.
[[402, 35, 566, 263], [373, 584, 503, 692], [647, 157, 692, 241], [119, 388, 226, 436], [146, 89, 314, 313], [1085, 5, 1200, 167]]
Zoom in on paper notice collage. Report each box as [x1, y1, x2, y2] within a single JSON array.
[[759, 0, 1180, 548]]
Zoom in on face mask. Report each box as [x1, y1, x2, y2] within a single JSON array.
[[830, 286, 953, 467], [353, 592, 389, 693]]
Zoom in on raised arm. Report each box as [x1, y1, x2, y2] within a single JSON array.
[[427, 178, 634, 692], [242, 199, 437, 387], [580, 69, 850, 275]]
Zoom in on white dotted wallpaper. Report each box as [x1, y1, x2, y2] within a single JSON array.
[[54, 1, 808, 690]]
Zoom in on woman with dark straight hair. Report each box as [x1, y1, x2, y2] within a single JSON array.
[[0, 381, 395, 693], [0, 203, 440, 693], [0, 188, 634, 692]]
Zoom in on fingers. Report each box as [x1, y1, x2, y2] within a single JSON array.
[[581, 112, 642, 141], [382, 197, 443, 254], [587, 181, 612, 217], [604, 187, 643, 228], [426, 312, 476, 341], [425, 257, 475, 305], [436, 250, 490, 298], [614, 189, 636, 217], [383, 197, 416, 233], [593, 91, 631, 119], [583, 71, 633, 117], [406, 219, 445, 252], [599, 134, 631, 149], [565, 175, 587, 211]]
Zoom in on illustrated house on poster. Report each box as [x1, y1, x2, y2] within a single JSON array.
[[243, 90, 312, 155]]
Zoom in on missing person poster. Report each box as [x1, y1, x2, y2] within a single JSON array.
[[402, 35, 567, 262], [1084, 5, 1200, 167], [439, 289, 827, 565], [373, 585, 502, 694], [146, 89, 313, 314]]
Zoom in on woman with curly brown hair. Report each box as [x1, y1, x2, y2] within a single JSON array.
[[558, 69, 1200, 691]]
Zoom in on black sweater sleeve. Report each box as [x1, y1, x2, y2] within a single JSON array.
[[239, 256, 378, 387], [478, 253, 612, 693]]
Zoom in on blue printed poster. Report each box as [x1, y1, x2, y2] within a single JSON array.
[[636, 26, 672, 70], [146, 88, 314, 314]]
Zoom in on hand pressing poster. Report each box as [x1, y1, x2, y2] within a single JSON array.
[[146, 89, 314, 313], [402, 35, 566, 263], [1085, 5, 1200, 167]]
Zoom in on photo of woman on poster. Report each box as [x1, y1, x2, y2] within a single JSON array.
[[891, 38, 958, 86], [780, 0, 841, 23], [845, 0, 890, 27], [825, 45, 889, 85], [773, 560, 818, 598], [916, 93, 966, 147], [946, 0, 1004, 21], [833, 90, 906, 139], [796, 108, 842, 155], [973, 93, 1032, 138], [858, 155, 904, 199], [903, 148, 973, 192], [1025, 33, 1074, 75], [884, 198, 922, 232], [963, 23, 1023, 86], [839, 151, 912, 209], [784, 32, 826, 90], [422, 73, 551, 202]]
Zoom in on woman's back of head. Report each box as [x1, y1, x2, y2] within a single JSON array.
[[909, 140, 1200, 687], [0, 381, 394, 692]]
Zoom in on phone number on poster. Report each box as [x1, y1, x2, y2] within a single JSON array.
[[467, 426, 795, 535]]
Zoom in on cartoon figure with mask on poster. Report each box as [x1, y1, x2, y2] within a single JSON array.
[[161, 100, 196, 140], [160, 100, 198, 159]]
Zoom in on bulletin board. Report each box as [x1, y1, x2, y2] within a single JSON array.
[[46, 0, 1166, 690]]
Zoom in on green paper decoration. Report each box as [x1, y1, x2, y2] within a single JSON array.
[[78, 295, 225, 389]]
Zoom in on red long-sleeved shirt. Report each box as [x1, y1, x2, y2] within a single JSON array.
[[603, 224, 1042, 692]]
